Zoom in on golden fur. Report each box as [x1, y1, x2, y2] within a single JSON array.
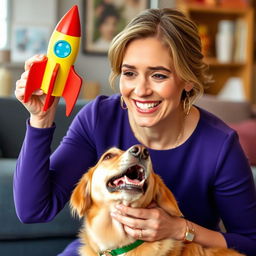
[[70, 145, 244, 256]]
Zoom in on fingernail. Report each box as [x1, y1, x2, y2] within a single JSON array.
[[110, 211, 117, 217], [115, 204, 122, 210], [34, 89, 43, 95]]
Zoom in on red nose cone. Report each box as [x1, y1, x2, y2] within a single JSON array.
[[56, 5, 81, 37]]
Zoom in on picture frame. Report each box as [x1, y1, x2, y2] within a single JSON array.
[[11, 25, 51, 62], [82, 0, 149, 54]]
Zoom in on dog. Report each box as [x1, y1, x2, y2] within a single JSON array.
[[70, 145, 244, 256]]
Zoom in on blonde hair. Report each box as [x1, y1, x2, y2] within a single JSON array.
[[108, 8, 212, 104]]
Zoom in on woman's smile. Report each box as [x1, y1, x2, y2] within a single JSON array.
[[133, 99, 162, 114]]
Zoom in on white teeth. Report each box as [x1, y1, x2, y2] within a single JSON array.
[[124, 175, 145, 186], [124, 176, 133, 185], [135, 101, 160, 110]]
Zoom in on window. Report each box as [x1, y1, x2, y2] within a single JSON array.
[[0, 0, 9, 49]]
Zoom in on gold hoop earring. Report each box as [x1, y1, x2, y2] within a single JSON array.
[[120, 95, 127, 110], [183, 91, 191, 116]]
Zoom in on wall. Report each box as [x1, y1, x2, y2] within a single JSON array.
[[9, 0, 175, 96], [58, 0, 175, 96]]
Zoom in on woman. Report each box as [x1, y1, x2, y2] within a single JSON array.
[[14, 8, 256, 256]]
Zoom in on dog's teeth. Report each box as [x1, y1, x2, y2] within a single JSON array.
[[139, 168, 144, 173], [123, 175, 145, 186], [124, 176, 139, 185], [124, 176, 134, 185]]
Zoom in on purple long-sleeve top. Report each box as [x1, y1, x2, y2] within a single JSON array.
[[14, 94, 256, 255]]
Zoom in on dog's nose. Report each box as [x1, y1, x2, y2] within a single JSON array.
[[129, 145, 149, 160]]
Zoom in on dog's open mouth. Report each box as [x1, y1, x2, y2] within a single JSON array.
[[107, 165, 147, 193]]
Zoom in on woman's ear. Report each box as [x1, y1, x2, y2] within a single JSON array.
[[70, 168, 94, 218], [153, 174, 183, 217], [184, 81, 194, 92]]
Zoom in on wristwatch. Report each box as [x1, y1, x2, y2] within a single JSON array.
[[183, 220, 195, 243]]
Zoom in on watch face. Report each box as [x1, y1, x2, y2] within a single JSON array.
[[186, 231, 195, 242]]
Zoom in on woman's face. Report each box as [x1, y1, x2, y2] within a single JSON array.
[[120, 37, 189, 128]]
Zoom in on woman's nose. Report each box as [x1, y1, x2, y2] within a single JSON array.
[[134, 77, 152, 96]]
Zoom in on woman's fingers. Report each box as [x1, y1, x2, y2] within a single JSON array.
[[114, 204, 159, 219], [17, 54, 46, 101], [111, 203, 178, 241], [15, 88, 24, 101], [111, 209, 159, 241], [114, 204, 145, 218], [123, 225, 156, 241], [33, 89, 44, 96], [15, 79, 26, 101], [111, 210, 145, 229], [123, 226, 143, 239], [15, 54, 58, 126], [20, 70, 29, 80], [15, 81, 42, 101], [24, 54, 46, 71], [111, 204, 161, 230]]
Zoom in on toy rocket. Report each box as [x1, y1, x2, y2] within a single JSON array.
[[23, 5, 83, 116]]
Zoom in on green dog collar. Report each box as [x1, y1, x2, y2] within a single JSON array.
[[99, 240, 144, 256]]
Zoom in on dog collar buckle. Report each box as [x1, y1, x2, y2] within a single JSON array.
[[99, 240, 144, 256]]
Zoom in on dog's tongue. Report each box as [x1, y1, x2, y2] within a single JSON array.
[[113, 176, 140, 186]]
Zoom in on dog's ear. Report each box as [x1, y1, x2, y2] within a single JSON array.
[[153, 174, 183, 217], [70, 168, 94, 218]]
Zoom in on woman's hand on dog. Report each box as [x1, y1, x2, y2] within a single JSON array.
[[111, 202, 186, 242]]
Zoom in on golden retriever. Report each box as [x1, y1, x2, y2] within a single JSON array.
[[70, 145, 244, 256]]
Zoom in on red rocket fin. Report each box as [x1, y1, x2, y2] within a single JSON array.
[[43, 63, 60, 112], [62, 65, 83, 116], [24, 58, 48, 103]]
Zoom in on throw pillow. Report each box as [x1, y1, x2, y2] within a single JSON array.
[[229, 119, 256, 166]]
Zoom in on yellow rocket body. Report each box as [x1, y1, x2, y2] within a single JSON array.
[[41, 31, 80, 96]]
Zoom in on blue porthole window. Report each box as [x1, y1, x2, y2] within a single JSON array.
[[54, 40, 71, 58]]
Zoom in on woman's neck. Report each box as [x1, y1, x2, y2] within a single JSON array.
[[128, 106, 199, 150]]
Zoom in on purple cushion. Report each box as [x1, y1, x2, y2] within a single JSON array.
[[229, 119, 256, 166]]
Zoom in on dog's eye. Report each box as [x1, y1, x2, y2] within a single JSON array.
[[103, 153, 115, 161]]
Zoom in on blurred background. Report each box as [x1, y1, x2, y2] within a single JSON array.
[[0, 0, 255, 102], [0, 1, 256, 256], [0, 0, 175, 98]]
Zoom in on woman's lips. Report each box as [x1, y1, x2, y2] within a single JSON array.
[[133, 100, 162, 113]]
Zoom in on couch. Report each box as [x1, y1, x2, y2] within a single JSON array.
[[0, 95, 255, 256], [0, 96, 87, 256]]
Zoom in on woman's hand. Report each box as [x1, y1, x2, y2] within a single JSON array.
[[15, 54, 59, 128], [111, 202, 186, 241]]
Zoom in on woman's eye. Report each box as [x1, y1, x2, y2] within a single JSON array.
[[122, 71, 135, 77], [152, 73, 168, 80]]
